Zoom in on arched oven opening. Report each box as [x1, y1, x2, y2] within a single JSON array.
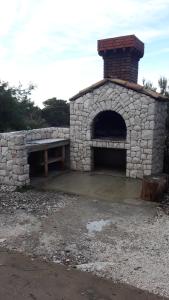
[[92, 110, 127, 140]]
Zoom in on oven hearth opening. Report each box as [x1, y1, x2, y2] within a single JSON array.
[[92, 110, 127, 140], [93, 147, 126, 174]]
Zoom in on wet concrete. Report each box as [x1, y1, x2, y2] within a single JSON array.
[[0, 248, 167, 300], [33, 171, 141, 202]]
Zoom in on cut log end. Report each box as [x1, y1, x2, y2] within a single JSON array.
[[140, 174, 169, 202]]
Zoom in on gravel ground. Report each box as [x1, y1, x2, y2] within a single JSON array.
[[1, 184, 169, 298]]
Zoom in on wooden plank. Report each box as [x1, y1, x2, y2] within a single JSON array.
[[40, 156, 63, 166]]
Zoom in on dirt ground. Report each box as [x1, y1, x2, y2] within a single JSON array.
[[1, 173, 169, 298], [0, 248, 167, 300]]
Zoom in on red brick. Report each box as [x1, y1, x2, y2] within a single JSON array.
[[98, 35, 144, 83]]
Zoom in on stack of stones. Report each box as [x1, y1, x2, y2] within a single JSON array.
[[0, 133, 29, 186]]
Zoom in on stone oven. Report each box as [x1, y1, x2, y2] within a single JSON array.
[[70, 35, 168, 178], [0, 34, 169, 187]]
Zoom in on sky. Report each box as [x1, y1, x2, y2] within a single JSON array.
[[0, 0, 169, 107]]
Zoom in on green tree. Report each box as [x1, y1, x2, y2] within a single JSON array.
[[0, 80, 46, 132], [158, 77, 169, 97], [143, 76, 169, 131], [42, 98, 70, 127], [142, 78, 157, 92], [142, 76, 169, 96], [0, 81, 22, 131]]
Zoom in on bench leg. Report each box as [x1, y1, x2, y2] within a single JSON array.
[[44, 149, 48, 176], [61, 146, 65, 170]]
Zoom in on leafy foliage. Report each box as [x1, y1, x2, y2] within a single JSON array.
[[142, 78, 157, 92], [0, 80, 70, 132], [142, 76, 169, 96], [158, 77, 169, 97], [143, 76, 169, 131], [0, 81, 47, 132], [42, 98, 70, 127]]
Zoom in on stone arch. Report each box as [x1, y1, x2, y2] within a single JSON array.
[[84, 100, 131, 140], [91, 110, 127, 139]]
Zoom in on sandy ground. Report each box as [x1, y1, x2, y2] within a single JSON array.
[[1, 180, 169, 298], [0, 247, 167, 300]]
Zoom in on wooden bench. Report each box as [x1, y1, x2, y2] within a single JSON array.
[[26, 138, 69, 176]]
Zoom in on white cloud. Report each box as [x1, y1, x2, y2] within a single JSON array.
[[0, 1, 18, 36], [9, 0, 169, 57], [0, 0, 169, 105]]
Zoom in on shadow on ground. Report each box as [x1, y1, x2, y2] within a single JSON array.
[[0, 248, 167, 300]]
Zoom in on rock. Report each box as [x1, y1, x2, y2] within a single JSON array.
[[0, 238, 6, 243]]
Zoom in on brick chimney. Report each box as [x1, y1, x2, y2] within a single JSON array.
[[98, 35, 144, 83]]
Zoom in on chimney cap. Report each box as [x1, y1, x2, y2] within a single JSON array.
[[98, 34, 144, 58]]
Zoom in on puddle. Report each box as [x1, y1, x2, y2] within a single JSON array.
[[86, 219, 112, 235]]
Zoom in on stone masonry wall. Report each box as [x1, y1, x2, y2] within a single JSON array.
[[0, 133, 29, 186], [70, 81, 166, 178], [0, 127, 70, 186], [9, 127, 70, 142], [152, 102, 167, 174]]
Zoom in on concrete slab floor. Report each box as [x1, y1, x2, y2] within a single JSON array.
[[31, 171, 141, 202]]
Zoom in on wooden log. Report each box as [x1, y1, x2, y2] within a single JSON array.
[[141, 174, 168, 202]]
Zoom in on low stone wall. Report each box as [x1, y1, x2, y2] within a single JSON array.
[[0, 127, 70, 187], [52, 127, 70, 140], [6, 127, 70, 142], [0, 133, 29, 186]]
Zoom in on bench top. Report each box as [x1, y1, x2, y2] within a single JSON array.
[[26, 138, 69, 153]]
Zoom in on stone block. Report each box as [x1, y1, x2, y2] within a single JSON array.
[[15, 135, 25, 145], [142, 130, 153, 140], [144, 169, 151, 176], [18, 174, 29, 181], [131, 146, 140, 152], [13, 165, 24, 175], [0, 162, 6, 168], [2, 147, 8, 155], [0, 139, 8, 146], [130, 170, 137, 178], [24, 165, 29, 173], [0, 170, 6, 176], [133, 157, 140, 163]]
